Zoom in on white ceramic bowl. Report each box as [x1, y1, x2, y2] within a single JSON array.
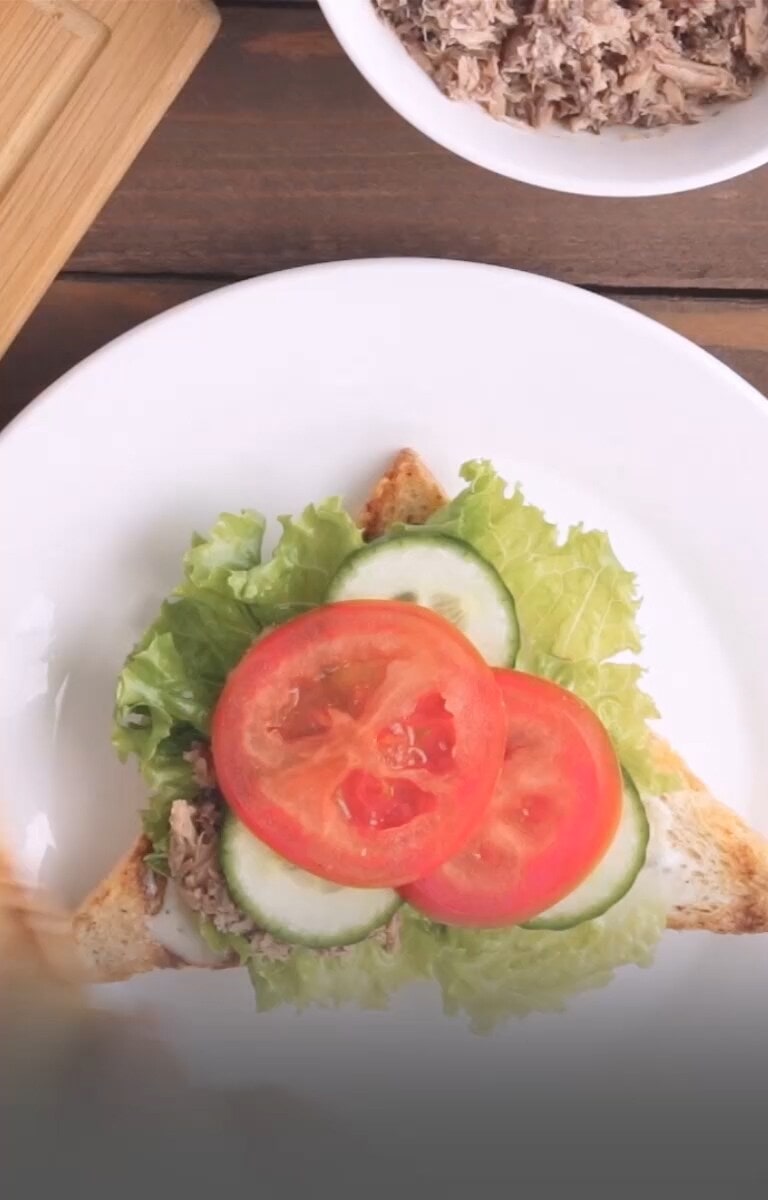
[[319, 0, 768, 197]]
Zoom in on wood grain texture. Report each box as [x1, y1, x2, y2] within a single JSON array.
[[64, 4, 768, 290], [1, 276, 766, 431], [0, 0, 220, 358], [0, 1, 108, 195]]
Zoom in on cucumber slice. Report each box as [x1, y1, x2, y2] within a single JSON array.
[[522, 771, 649, 931], [220, 814, 401, 948], [327, 532, 519, 666]]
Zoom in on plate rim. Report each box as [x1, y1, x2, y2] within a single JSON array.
[[2, 258, 767, 458]]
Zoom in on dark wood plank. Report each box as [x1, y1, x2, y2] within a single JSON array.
[[622, 296, 768, 407], [2, 276, 766, 431], [65, 5, 768, 290]]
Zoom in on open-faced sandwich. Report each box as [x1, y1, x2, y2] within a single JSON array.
[[74, 452, 768, 1031]]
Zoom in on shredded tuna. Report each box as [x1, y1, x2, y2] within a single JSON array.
[[183, 742, 217, 789], [373, 0, 768, 132], [168, 798, 290, 960], [141, 861, 166, 917], [381, 908, 403, 953], [167, 796, 401, 963]]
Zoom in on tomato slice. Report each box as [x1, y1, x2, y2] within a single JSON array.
[[211, 601, 507, 888], [401, 669, 623, 926]]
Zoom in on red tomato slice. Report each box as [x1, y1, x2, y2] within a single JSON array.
[[211, 601, 507, 888], [401, 669, 623, 926]]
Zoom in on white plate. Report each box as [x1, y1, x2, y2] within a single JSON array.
[[1, 260, 767, 1138]]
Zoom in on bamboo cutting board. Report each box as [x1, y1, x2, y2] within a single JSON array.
[[0, 0, 220, 359]]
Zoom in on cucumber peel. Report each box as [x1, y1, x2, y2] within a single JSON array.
[[220, 814, 401, 948], [523, 770, 650, 931], [327, 532, 519, 666]]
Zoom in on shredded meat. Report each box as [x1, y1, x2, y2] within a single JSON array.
[[183, 741, 217, 789], [373, 0, 768, 132], [141, 861, 166, 917], [381, 907, 403, 953], [168, 798, 292, 961], [167, 796, 402, 963]]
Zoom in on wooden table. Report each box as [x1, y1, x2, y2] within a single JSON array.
[[2, 0, 768, 428]]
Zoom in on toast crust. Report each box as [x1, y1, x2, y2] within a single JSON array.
[[650, 738, 768, 934], [359, 449, 447, 540], [73, 449, 768, 982], [73, 837, 181, 980]]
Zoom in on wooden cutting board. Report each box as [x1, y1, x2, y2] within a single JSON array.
[[0, 0, 220, 360]]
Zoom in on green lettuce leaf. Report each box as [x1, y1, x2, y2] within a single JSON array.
[[528, 653, 675, 795], [247, 933, 424, 1014], [199, 918, 253, 965], [228, 498, 363, 622], [426, 460, 641, 661], [225, 881, 664, 1032], [184, 510, 266, 594], [113, 500, 361, 864], [113, 591, 262, 864], [412, 878, 666, 1034], [426, 460, 677, 795], [202, 915, 427, 1009]]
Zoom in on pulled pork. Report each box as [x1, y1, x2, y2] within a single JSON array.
[[169, 797, 294, 961], [168, 793, 401, 963], [374, 0, 768, 132]]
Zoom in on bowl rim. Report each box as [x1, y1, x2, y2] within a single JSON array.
[[318, 0, 768, 198]]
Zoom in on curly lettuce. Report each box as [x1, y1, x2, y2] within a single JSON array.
[[113, 501, 363, 866], [407, 880, 666, 1033], [424, 461, 676, 796], [240, 885, 667, 1033], [112, 461, 672, 1026], [248, 934, 421, 1014]]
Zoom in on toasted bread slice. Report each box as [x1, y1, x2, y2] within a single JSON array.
[[649, 739, 768, 933], [360, 449, 448, 540], [73, 449, 768, 982], [75, 837, 201, 980], [74, 836, 235, 981], [74, 837, 171, 977]]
